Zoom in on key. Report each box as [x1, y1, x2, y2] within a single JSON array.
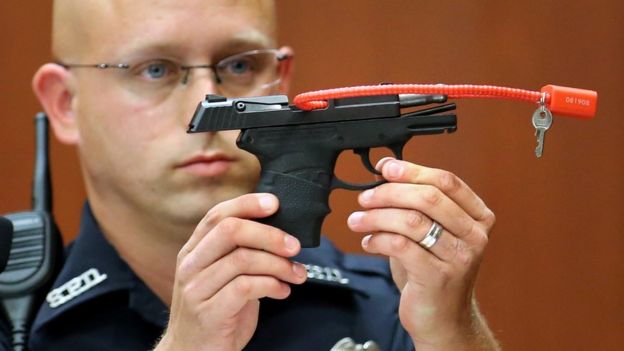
[[532, 105, 553, 158]]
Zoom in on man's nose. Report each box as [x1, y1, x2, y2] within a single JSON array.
[[178, 69, 219, 125], [184, 68, 219, 97]]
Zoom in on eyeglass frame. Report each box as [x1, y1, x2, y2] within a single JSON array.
[[55, 48, 293, 93]]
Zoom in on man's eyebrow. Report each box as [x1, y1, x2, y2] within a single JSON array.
[[117, 32, 275, 62], [215, 32, 275, 55]]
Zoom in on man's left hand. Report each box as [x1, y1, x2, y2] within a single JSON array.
[[347, 158, 499, 351]]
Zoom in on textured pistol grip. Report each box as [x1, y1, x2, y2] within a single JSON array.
[[256, 170, 331, 247]]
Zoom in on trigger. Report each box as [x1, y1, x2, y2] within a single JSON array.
[[354, 148, 381, 175], [390, 143, 404, 160]]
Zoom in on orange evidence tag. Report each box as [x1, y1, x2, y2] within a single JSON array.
[[541, 85, 598, 119]]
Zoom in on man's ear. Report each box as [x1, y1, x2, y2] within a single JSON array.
[[32, 63, 79, 145], [277, 46, 294, 95]]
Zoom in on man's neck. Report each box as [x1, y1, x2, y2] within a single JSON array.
[[88, 197, 194, 306]]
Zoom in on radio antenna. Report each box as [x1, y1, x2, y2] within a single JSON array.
[[32, 112, 51, 213]]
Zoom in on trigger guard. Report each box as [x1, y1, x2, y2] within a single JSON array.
[[340, 143, 406, 190], [354, 148, 381, 175], [354, 143, 405, 176], [331, 177, 386, 191]]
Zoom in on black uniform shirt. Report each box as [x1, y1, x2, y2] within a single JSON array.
[[0, 314, 9, 351], [28, 204, 414, 350]]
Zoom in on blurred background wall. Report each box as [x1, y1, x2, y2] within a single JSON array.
[[1, 1, 622, 349]]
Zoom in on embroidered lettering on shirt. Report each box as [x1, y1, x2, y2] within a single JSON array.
[[304, 264, 349, 285], [46, 268, 108, 308]]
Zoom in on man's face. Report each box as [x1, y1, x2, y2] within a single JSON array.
[[65, 0, 283, 230]]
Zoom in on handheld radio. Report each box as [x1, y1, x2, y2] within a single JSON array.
[[0, 113, 63, 351]]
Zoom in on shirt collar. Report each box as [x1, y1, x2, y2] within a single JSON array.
[[31, 203, 169, 332]]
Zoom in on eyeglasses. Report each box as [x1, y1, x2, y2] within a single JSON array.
[[57, 48, 292, 100]]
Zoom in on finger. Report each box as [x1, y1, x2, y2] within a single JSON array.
[[348, 208, 461, 262], [358, 182, 480, 242], [362, 232, 450, 288], [185, 248, 307, 301], [181, 193, 279, 256], [376, 158, 494, 226], [204, 275, 292, 321], [178, 218, 300, 281]]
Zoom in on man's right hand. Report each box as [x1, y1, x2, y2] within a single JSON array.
[[154, 193, 307, 351]]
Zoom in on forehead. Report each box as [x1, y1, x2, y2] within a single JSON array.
[[55, 0, 275, 60]]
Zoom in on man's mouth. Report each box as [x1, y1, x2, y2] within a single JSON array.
[[176, 153, 235, 177]]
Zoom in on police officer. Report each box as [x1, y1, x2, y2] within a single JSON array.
[[25, 0, 499, 350]]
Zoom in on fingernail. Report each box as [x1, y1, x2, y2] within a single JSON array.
[[292, 262, 307, 278], [360, 189, 374, 202], [387, 161, 404, 178], [348, 211, 364, 226], [284, 235, 299, 251], [361, 234, 372, 249], [258, 194, 275, 211]]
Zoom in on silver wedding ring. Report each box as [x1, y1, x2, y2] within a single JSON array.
[[419, 221, 443, 249]]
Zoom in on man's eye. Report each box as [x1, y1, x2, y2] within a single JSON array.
[[224, 59, 253, 76], [141, 62, 173, 79]]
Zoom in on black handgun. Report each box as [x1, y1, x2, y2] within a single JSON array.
[[188, 93, 457, 247]]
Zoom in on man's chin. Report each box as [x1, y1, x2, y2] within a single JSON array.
[[166, 187, 256, 223]]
